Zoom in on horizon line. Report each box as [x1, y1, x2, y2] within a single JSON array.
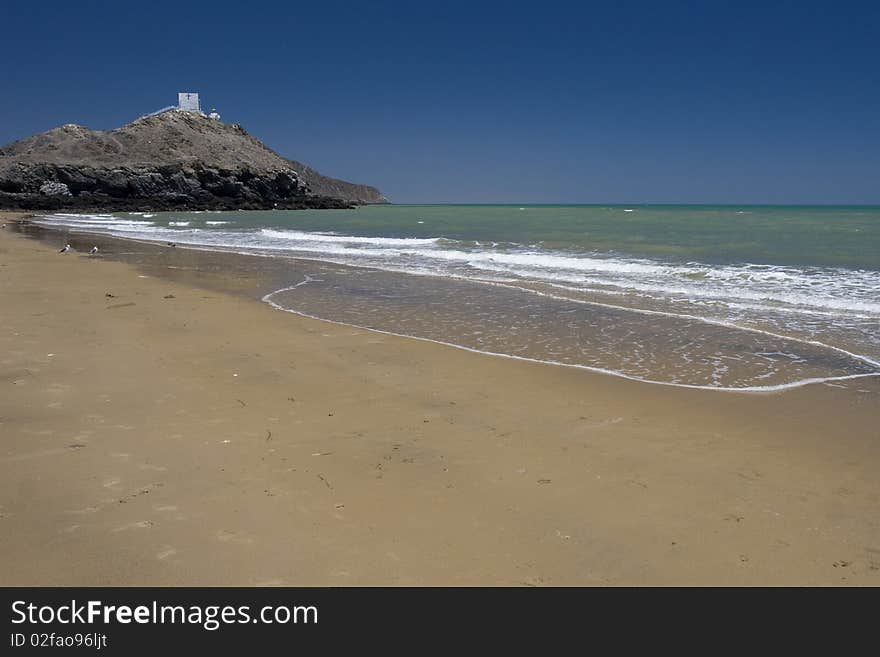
[[381, 202, 880, 207]]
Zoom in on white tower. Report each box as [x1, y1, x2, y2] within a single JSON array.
[[178, 92, 201, 113]]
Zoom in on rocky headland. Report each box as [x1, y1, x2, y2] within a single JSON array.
[[0, 111, 386, 211]]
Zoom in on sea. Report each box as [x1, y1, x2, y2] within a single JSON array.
[[33, 204, 880, 392]]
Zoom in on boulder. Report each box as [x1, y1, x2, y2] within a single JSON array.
[[39, 181, 71, 196]]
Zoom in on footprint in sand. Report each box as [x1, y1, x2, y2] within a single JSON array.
[[102, 476, 122, 489], [156, 547, 178, 560], [580, 416, 625, 429], [216, 529, 254, 545], [139, 463, 168, 472], [65, 506, 100, 515], [111, 520, 154, 532]]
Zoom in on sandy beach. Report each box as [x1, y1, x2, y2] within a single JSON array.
[[1, 210, 878, 586]]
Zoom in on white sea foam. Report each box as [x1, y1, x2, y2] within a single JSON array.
[[260, 228, 438, 246], [33, 215, 155, 229]]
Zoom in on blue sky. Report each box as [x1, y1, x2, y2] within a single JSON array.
[[1, 0, 878, 203]]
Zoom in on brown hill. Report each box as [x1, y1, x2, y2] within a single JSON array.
[[0, 110, 386, 210]]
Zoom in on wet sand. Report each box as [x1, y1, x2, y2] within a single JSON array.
[[1, 211, 879, 585]]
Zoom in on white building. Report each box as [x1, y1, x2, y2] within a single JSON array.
[[178, 92, 201, 113], [142, 92, 219, 120]]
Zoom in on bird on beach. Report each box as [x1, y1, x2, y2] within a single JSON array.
[[58, 244, 71, 253], [89, 246, 99, 255]]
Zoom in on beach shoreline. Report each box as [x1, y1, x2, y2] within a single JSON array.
[[1, 210, 879, 585]]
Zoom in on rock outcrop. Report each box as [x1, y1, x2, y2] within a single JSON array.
[[287, 159, 388, 204], [0, 111, 386, 211]]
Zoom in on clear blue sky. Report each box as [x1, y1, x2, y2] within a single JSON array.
[[1, 0, 878, 203]]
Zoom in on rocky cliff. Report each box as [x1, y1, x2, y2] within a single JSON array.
[[0, 111, 386, 211], [287, 159, 388, 204]]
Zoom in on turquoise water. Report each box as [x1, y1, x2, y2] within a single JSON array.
[[186, 204, 880, 269], [70, 204, 880, 267], [45, 203, 880, 266], [36, 205, 880, 391]]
